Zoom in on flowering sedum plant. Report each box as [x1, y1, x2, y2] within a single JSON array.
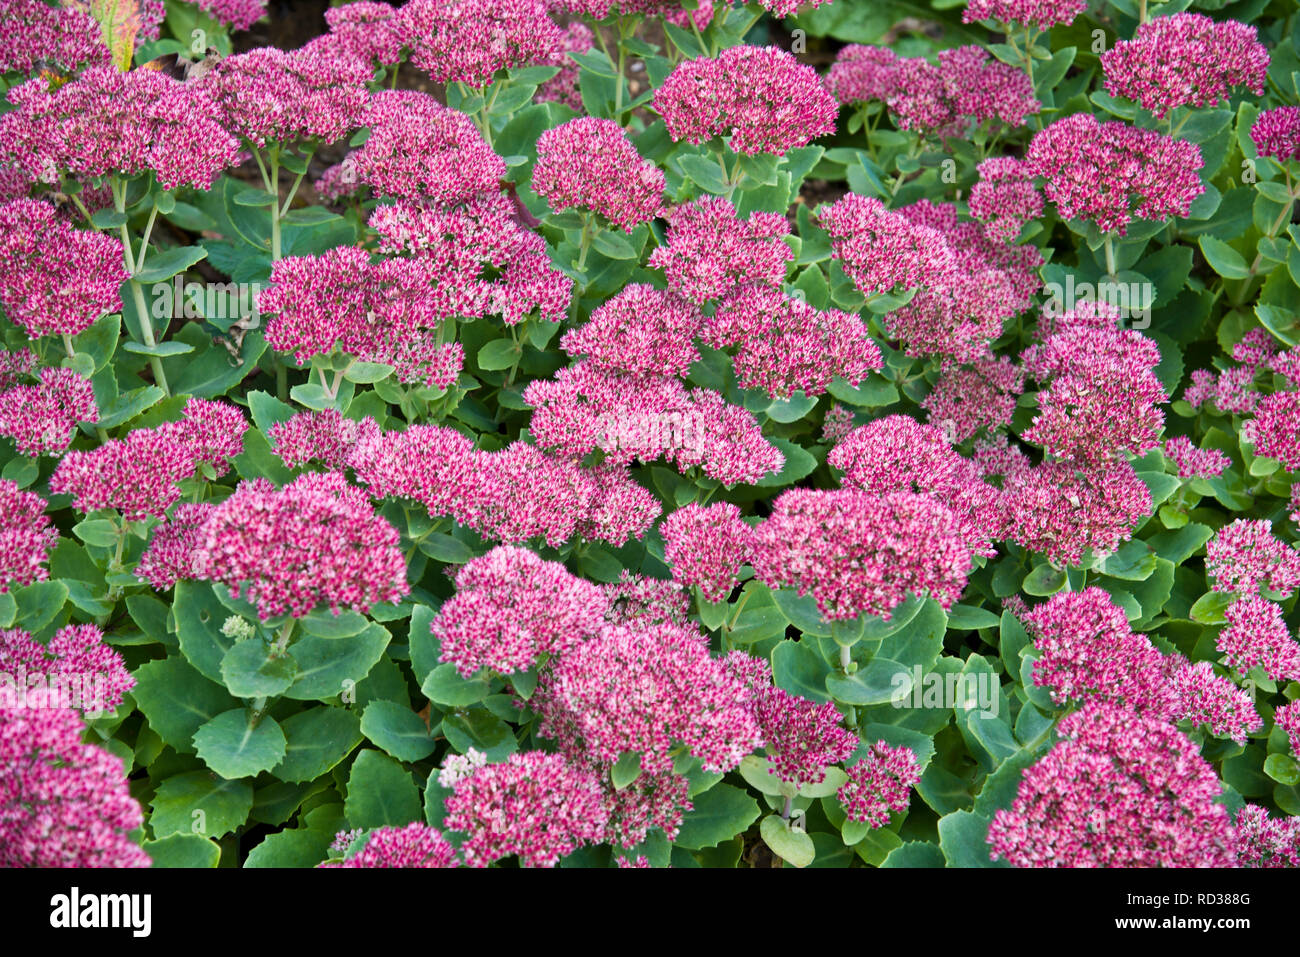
[[0, 0, 1298, 872]]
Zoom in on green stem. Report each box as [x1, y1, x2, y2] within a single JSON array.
[[614, 17, 626, 118], [112, 181, 169, 394], [1138, 0, 1148, 24], [61, 334, 76, 360], [576, 212, 595, 271], [1103, 234, 1117, 279]]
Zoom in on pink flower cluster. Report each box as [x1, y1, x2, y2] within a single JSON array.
[[136, 502, 215, 590], [707, 285, 882, 399], [321, 823, 459, 868], [0, 0, 110, 75], [433, 545, 608, 677], [1021, 588, 1261, 743], [305, 2, 404, 69], [532, 118, 665, 230], [837, 743, 921, 827], [921, 355, 1024, 443], [347, 91, 507, 205], [442, 750, 607, 867], [1205, 519, 1300, 596], [198, 0, 268, 31], [750, 488, 973, 621], [1234, 804, 1300, 868], [0, 480, 57, 593], [269, 409, 381, 472], [561, 284, 702, 377], [655, 45, 837, 155], [0, 367, 98, 457], [1001, 459, 1153, 568], [371, 195, 573, 326], [535, 621, 763, 774], [648, 197, 793, 303], [0, 624, 134, 713], [987, 703, 1235, 867], [1277, 700, 1300, 757], [826, 45, 1039, 136], [603, 571, 690, 630], [661, 502, 754, 602], [0, 706, 148, 867], [550, 0, 713, 30], [197, 46, 373, 148], [818, 195, 1040, 364], [1219, 596, 1300, 683], [962, 0, 1086, 28], [0, 199, 125, 338], [399, 0, 563, 88], [1102, 13, 1269, 118], [754, 682, 857, 788], [1025, 113, 1205, 235], [350, 427, 660, 548], [830, 415, 1004, 557], [968, 157, 1043, 244], [822, 403, 855, 442], [1021, 324, 1167, 465], [189, 472, 409, 620], [1251, 106, 1300, 162], [3, 67, 238, 190], [1163, 436, 1230, 479], [1250, 390, 1300, 470]]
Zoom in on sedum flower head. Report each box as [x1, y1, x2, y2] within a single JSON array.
[[837, 742, 920, 827], [661, 501, 753, 603], [321, 823, 459, 868], [648, 197, 793, 303], [0, 481, 58, 594], [0, 366, 99, 458], [532, 117, 665, 231]]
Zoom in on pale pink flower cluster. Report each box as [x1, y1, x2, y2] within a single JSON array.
[[707, 285, 882, 399], [0, 199, 125, 338], [400, 0, 563, 88], [655, 45, 837, 155], [1251, 106, 1300, 162], [1021, 324, 1167, 465], [560, 284, 703, 377], [1025, 113, 1205, 235], [660, 502, 754, 602], [1219, 596, 1300, 683], [433, 545, 608, 677], [962, 0, 1086, 28], [1163, 436, 1230, 479], [1205, 519, 1300, 596], [533, 118, 665, 230], [822, 403, 855, 443], [269, 409, 382, 472], [921, 355, 1024, 443], [826, 45, 1039, 136], [0, 349, 36, 390], [837, 743, 921, 827], [1102, 13, 1269, 118], [348, 91, 507, 205], [442, 750, 607, 867], [1169, 660, 1263, 745], [535, 621, 763, 774], [987, 703, 1235, 867], [0, 367, 98, 458], [0, 624, 134, 713], [968, 157, 1043, 244], [829, 415, 1003, 557], [0, 706, 148, 868], [0, 0, 110, 75], [320, 823, 459, 868], [750, 488, 973, 621], [1234, 804, 1300, 868], [189, 472, 409, 620], [2, 67, 238, 190], [197, 46, 373, 148], [648, 197, 793, 303], [0, 480, 58, 593]]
